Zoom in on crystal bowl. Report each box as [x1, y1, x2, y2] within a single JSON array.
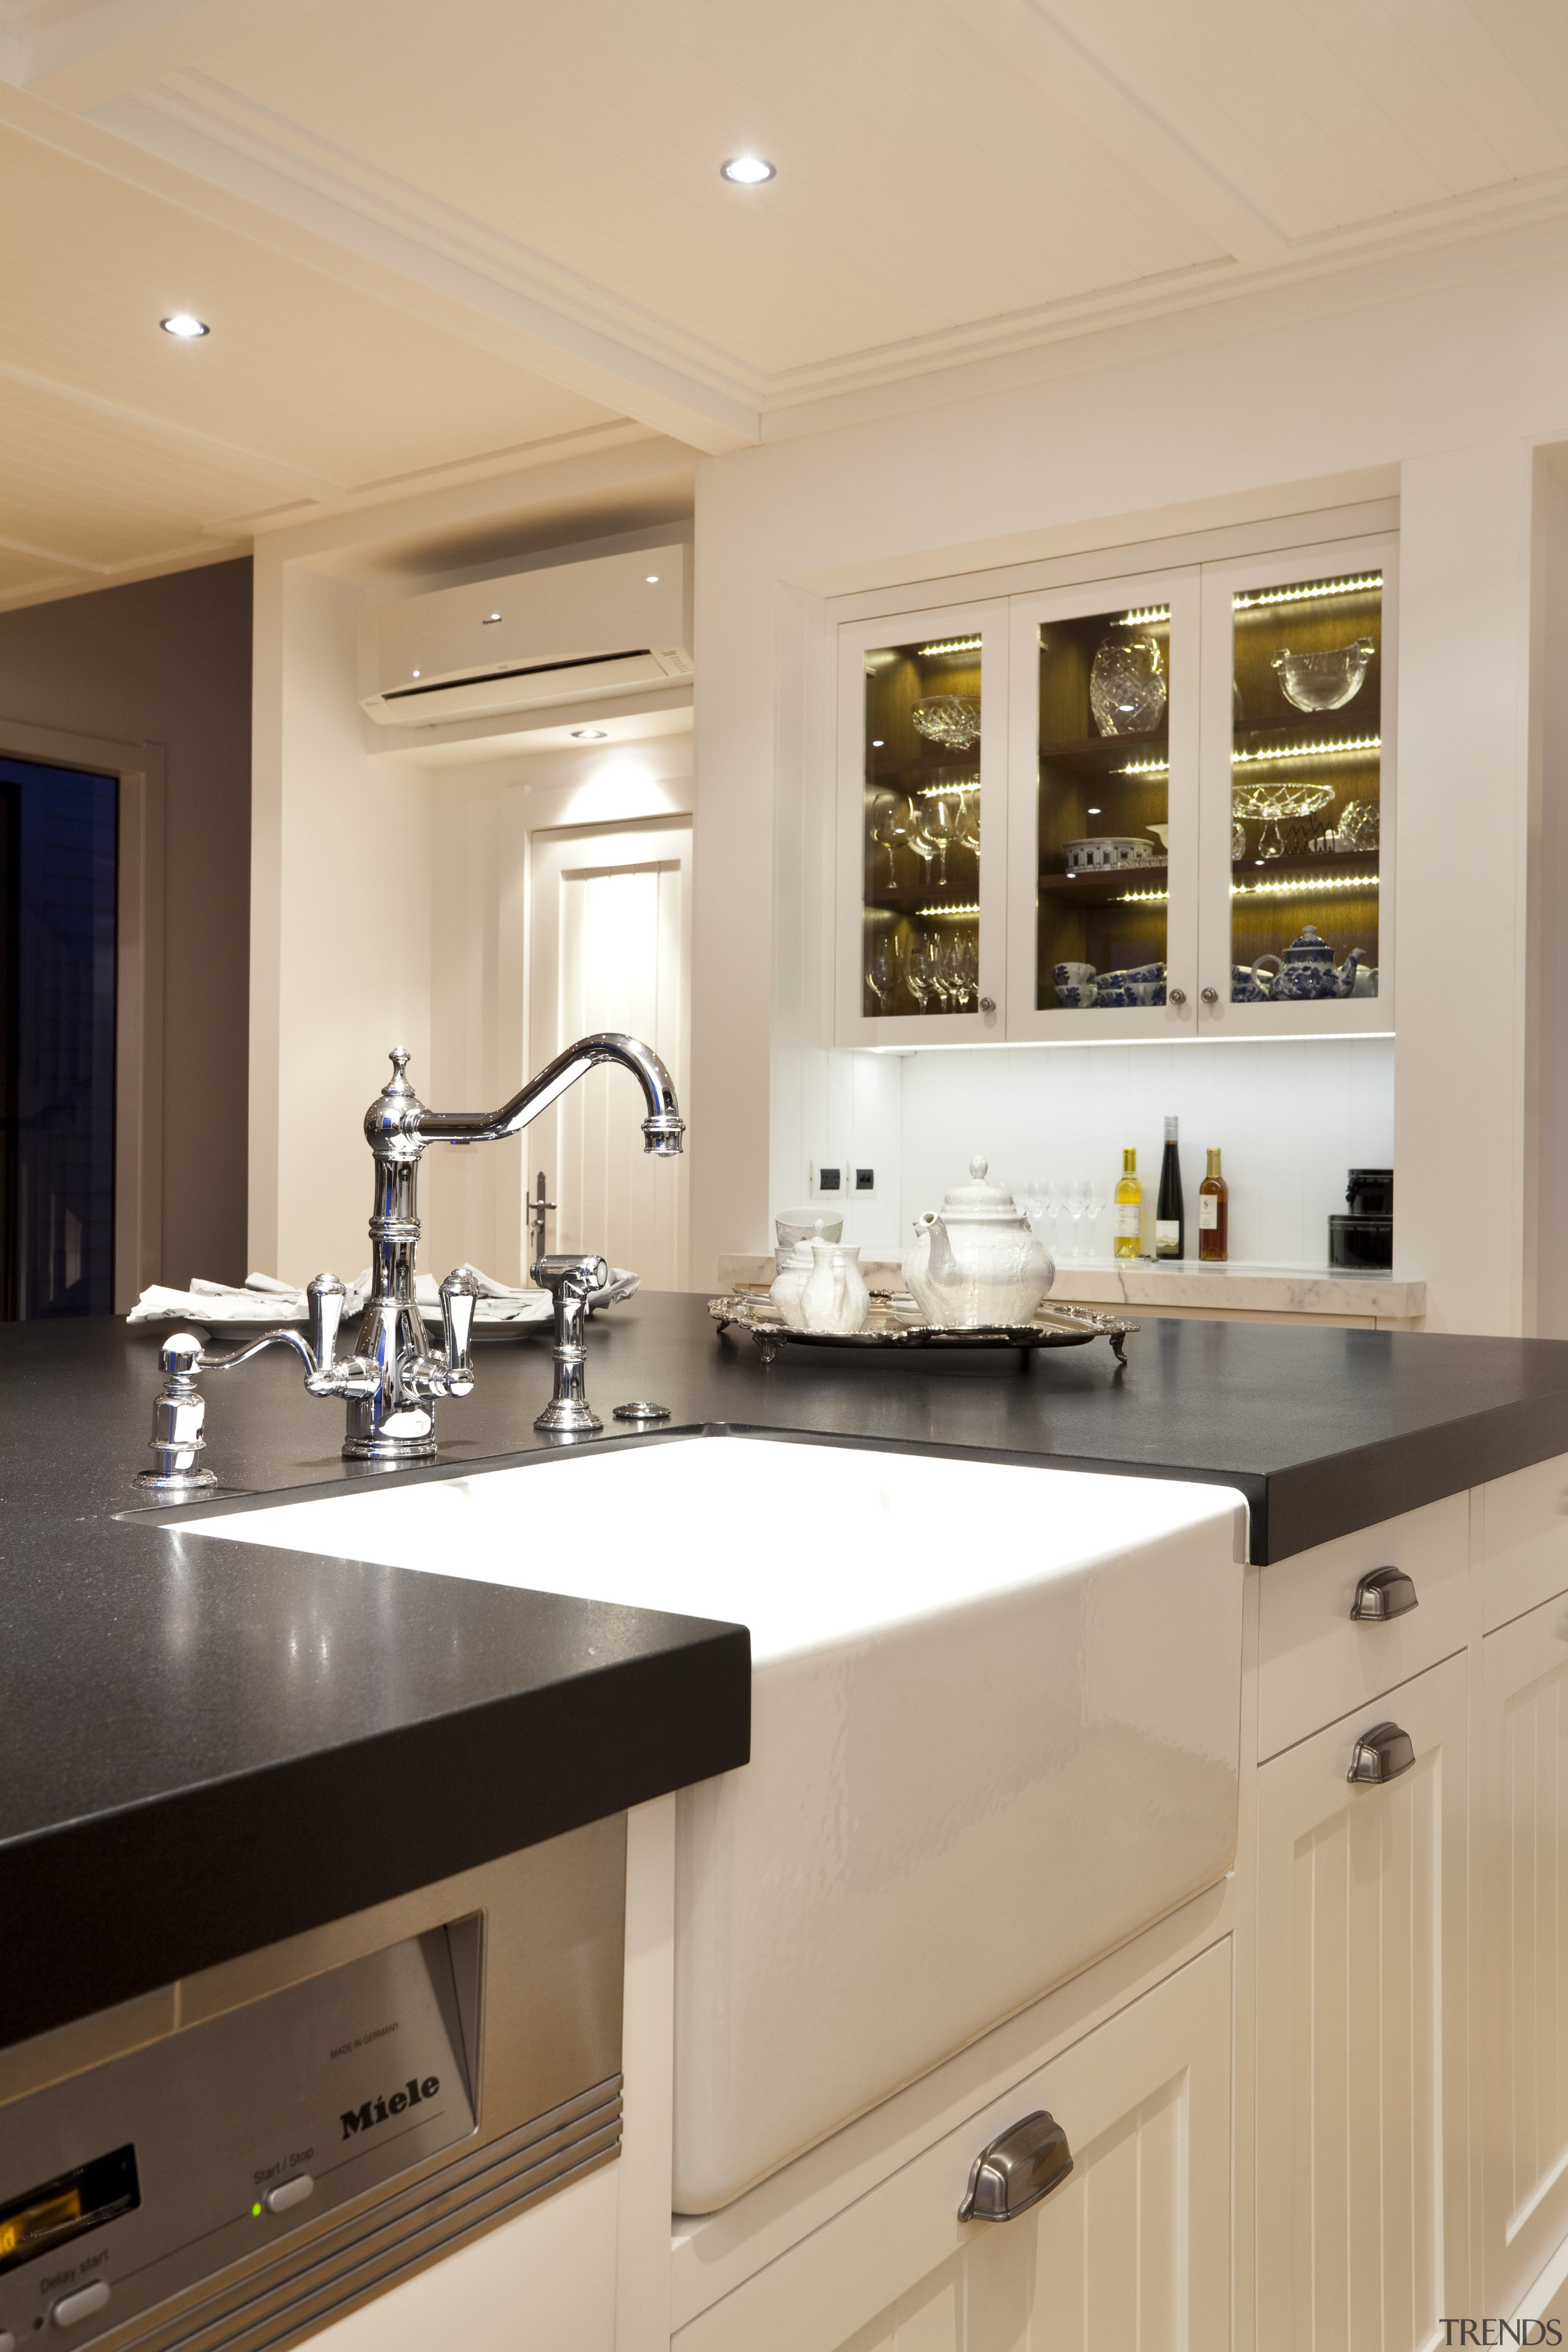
[[1272, 638, 1374, 712], [911, 695, 981, 750]]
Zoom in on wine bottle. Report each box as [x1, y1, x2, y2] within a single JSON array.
[[1114, 1147, 1142, 1261], [1199, 1147, 1229, 1263], [1155, 1116, 1184, 1259]]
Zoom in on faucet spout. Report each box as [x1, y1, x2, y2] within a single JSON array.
[[413, 1033, 684, 1157]]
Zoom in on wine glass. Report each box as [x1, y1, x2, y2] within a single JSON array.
[[902, 937, 931, 1011], [1041, 1177, 1064, 1254], [956, 785, 982, 852], [870, 794, 911, 890], [940, 933, 971, 1010], [922, 793, 958, 892], [918, 934, 951, 1011], [1083, 1178, 1106, 1256], [1066, 1178, 1089, 1261], [865, 941, 897, 1010]]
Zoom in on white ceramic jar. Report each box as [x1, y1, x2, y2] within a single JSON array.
[[768, 1241, 814, 1330], [799, 1240, 870, 1333], [903, 1157, 1054, 1329]]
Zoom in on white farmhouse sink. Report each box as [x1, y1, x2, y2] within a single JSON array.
[[200, 1435, 1245, 2213]]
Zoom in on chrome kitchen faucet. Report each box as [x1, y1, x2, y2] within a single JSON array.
[[135, 1034, 683, 1493]]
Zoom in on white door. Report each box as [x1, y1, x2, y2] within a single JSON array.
[[529, 818, 691, 1291], [1478, 1591, 1568, 2314], [1254, 1652, 1470, 2348]]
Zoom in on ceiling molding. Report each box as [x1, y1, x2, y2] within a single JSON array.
[[0, 531, 244, 613], [4, 0, 324, 110], [0, 356, 346, 493]]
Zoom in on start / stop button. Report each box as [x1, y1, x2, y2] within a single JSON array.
[[52, 2280, 110, 2329]]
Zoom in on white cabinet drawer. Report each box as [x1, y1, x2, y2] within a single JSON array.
[[1257, 1492, 1468, 1759], [1478, 1450, 1568, 1632], [672, 1940, 1231, 2352]]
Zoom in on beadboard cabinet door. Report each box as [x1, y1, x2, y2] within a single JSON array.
[[1255, 1653, 1469, 2349], [1478, 1592, 1568, 2313], [676, 1940, 1231, 2352]]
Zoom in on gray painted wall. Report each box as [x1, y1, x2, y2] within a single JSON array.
[[0, 559, 252, 1291]]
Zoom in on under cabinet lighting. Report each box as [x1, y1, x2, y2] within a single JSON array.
[[916, 902, 980, 917], [1118, 606, 1170, 625], [1087, 805, 1101, 815], [1115, 758, 1170, 776], [916, 636, 981, 657], [1232, 872, 1379, 897], [160, 312, 209, 338], [721, 154, 775, 184], [1233, 734, 1379, 766], [571, 726, 609, 739], [1234, 573, 1382, 611], [1113, 889, 1169, 903], [918, 779, 979, 797]]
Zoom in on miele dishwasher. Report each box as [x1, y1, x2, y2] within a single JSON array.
[[0, 1813, 625, 2352]]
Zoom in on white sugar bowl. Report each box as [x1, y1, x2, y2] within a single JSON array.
[[768, 1240, 814, 1330], [903, 1156, 1054, 1329]]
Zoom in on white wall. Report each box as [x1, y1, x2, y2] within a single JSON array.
[[789, 1038, 1393, 1270], [695, 213, 1568, 1329]]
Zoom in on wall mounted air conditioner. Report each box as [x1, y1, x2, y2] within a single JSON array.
[[360, 544, 692, 728]]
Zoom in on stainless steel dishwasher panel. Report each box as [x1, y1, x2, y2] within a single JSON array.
[[0, 1812, 626, 2352]]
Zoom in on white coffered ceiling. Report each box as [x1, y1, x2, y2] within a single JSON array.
[[1, 0, 1566, 607]]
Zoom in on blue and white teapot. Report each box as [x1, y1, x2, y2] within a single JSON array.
[[1252, 925, 1365, 1002]]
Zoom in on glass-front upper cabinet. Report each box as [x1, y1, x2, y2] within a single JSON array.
[[832, 532, 1395, 1046], [835, 606, 1009, 1045], [1004, 572, 1200, 1041], [1199, 538, 1394, 1035]]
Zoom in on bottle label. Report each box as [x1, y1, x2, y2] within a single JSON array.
[[1199, 1196, 1219, 1229], [1115, 1203, 1140, 1238], [1155, 1221, 1180, 1255]]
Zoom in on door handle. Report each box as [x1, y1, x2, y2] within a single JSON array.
[[1350, 1566, 1419, 1621], [1168, 987, 1187, 1007], [1200, 986, 1219, 1005], [957, 2109, 1073, 2222], [1347, 1721, 1416, 1785]]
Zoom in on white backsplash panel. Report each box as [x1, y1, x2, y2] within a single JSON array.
[[785, 1036, 1394, 1268]]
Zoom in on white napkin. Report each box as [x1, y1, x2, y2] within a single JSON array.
[[128, 1264, 639, 1326]]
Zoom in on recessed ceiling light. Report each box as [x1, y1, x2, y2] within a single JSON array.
[[483, 612, 502, 624], [160, 313, 209, 339], [412, 669, 420, 678], [571, 727, 608, 741], [720, 155, 775, 185], [646, 575, 660, 583]]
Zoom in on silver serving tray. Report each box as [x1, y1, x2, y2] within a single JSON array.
[[708, 1294, 1136, 1365]]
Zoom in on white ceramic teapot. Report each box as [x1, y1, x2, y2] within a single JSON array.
[[903, 1157, 1054, 1329]]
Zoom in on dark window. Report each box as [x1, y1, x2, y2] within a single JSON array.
[[0, 756, 118, 1319]]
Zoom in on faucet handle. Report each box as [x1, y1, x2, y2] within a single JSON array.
[[531, 1252, 609, 1300], [134, 1332, 216, 1494], [306, 1273, 347, 1375], [440, 1267, 480, 1395]]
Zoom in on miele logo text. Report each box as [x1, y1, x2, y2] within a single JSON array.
[[341, 2076, 439, 2139]]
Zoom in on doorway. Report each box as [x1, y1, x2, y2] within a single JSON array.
[[528, 816, 691, 1291], [0, 755, 119, 1318]]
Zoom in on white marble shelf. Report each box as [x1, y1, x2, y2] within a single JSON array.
[[716, 1256, 1425, 1330]]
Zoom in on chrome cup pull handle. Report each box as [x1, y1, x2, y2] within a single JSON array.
[[957, 2109, 1073, 2223], [1351, 1566, 1419, 1621], [1347, 1721, 1416, 1785]]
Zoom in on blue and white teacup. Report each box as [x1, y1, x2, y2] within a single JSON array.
[[1054, 961, 1096, 989], [1119, 961, 1166, 984], [1095, 974, 1133, 1007], [1128, 980, 1166, 1005], [1230, 962, 1272, 1003], [1055, 981, 1098, 1008]]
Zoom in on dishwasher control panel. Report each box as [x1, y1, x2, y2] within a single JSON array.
[[0, 1919, 478, 2347]]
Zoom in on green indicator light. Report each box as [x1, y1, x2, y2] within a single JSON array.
[[251, 2203, 262, 2218]]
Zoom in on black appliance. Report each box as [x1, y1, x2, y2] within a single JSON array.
[[1329, 1167, 1392, 1269]]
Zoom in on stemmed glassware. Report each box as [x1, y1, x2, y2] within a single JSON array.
[[870, 795, 913, 890], [1084, 1178, 1106, 1256], [1065, 1178, 1090, 1260], [922, 793, 958, 892], [865, 941, 898, 1009], [903, 937, 931, 1012], [956, 786, 981, 853]]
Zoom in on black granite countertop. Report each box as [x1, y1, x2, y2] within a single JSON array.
[[9, 1293, 1568, 2052]]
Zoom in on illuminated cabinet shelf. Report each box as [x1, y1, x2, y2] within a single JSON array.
[[834, 535, 1395, 1046]]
